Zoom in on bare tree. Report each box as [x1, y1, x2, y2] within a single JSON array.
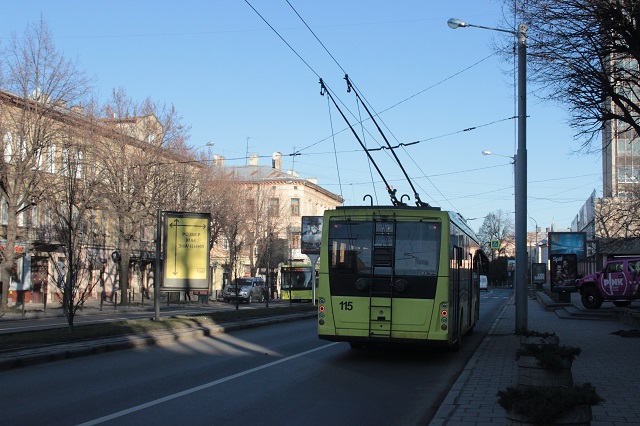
[[477, 210, 515, 259], [0, 18, 91, 310], [596, 189, 640, 240], [243, 183, 289, 277], [45, 118, 103, 329], [199, 166, 234, 247], [502, 0, 640, 150], [96, 88, 191, 304], [203, 177, 252, 303]]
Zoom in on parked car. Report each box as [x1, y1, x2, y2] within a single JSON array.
[[576, 257, 640, 309], [222, 277, 266, 303], [479, 275, 488, 291]]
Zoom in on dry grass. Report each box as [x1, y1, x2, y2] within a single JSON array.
[[0, 305, 317, 351]]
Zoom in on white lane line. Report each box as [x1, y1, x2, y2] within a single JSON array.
[[77, 342, 340, 426]]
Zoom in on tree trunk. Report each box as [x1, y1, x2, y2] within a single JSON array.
[[0, 206, 19, 310], [119, 250, 131, 305]]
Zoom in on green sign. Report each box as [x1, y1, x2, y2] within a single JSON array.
[[490, 240, 500, 250], [162, 212, 211, 290]]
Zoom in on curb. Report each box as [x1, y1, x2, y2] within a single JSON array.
[[0, 311, 317, 371]]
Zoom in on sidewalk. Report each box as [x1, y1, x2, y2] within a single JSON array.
[[430, 292, 640, 425]]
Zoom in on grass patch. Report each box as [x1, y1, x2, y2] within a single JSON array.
[[0, 305, 317, 351]]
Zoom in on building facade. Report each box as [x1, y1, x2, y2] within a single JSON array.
[[208, 152, 343, 295]]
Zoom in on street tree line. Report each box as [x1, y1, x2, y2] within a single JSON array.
[[0, 19, 288, 326], [495, 1, 640, 246]]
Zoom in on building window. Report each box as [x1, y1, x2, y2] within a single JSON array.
[[1, 197, 8, 225], [292, 234, 300, 249], [269, 198, 279, 216], [290, 198, 300, 216], [222, 238, 229, 250], [617, 165, 640, 183], [29, 204, 38, 227]]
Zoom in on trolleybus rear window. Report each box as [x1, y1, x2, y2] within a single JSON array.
[[329, 221, 441, 276]]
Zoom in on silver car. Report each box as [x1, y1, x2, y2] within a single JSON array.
[[222, 278, 266, 303]]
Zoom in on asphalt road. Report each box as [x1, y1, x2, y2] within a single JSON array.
[[0, 289, 511, 426]]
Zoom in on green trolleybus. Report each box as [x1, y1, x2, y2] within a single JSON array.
[[280, 264, 315, 302], [317, 205, 487, 350]]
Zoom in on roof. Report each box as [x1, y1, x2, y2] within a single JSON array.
[[598, 237, 640, 255], [221, 165, 343, 203]]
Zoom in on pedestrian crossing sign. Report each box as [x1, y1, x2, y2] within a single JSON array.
[[490, 240, 500, 250]]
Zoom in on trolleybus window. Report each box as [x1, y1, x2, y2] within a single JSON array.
[[395, 222, 440, 276], [329, 221, 440, 276], [330, 221, 371, 272]]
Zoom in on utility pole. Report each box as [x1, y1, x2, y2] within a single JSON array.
[[245, 136, 251, 166]]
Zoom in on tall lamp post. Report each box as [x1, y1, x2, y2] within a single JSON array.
[[449, 18, 528, 331], [195, 140, 215, 151]]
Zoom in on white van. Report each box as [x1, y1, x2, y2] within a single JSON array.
[[479, 275, 488, 291]]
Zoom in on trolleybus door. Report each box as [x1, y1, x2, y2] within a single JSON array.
[[451, 246, 463, 343]]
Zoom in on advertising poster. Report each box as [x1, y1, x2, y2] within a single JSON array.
[[162, 211, 211, 290], [532, 262, 546, 284], [548, 232, 587, 260], [301, 216, 322, 255], [550, 254, 577, 291]]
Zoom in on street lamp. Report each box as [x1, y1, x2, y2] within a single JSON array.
[[482, 150, 515, 163], [450, 17, 529, 331], [194, 140, 215, 151]]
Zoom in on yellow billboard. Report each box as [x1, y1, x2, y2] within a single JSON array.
[[162, 212, 211, 290]]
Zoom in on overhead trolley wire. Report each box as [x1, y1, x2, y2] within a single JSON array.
[[244, 0, 320, 79], [247, 0, 509, 210]]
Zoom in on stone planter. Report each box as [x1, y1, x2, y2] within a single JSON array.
[[519, 334, 560, 346], [498, 383, 601, 426], [517, 355, 573, 388], [505, 404, 592, 425]]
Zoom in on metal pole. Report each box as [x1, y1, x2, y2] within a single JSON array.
[[154, 209, 161, 321], [515, 24, 528, 331]]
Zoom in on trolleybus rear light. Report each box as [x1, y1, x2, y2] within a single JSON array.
[[441, 310, 448, 317], [319, 305, 325, 312]]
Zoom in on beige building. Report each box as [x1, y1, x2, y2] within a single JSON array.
[[208, 152, 343, 294], [1, 83, 343, 304]]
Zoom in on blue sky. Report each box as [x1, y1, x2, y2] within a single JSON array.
[[0, 0, 602, 233]]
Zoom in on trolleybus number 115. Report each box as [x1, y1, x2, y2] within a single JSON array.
[[340, 301, 353, 311]]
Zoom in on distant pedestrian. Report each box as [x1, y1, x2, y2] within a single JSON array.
[[185, 290, 191, 301]]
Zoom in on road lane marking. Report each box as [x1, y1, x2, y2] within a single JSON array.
[[76, 342, 340, 425]]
